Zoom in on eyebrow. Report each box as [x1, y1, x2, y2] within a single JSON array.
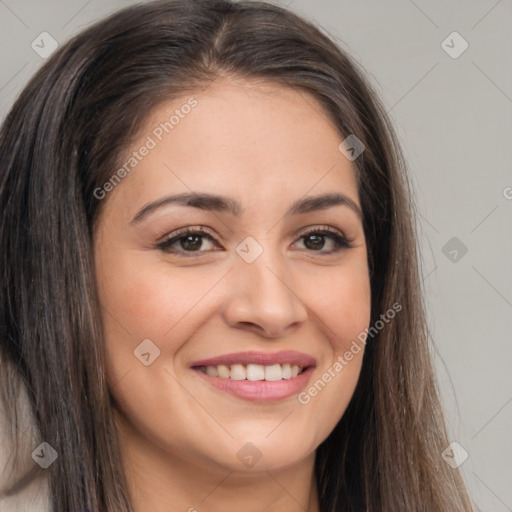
[[131, 191, 363, 223]]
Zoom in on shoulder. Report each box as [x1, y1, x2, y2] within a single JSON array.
[[0, 382, 51, 512]]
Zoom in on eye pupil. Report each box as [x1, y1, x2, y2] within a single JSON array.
[[304, 234, 324, 250], [182, 235, 202, 251]]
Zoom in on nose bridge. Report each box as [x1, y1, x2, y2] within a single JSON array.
[[223, 236, 308, 336]]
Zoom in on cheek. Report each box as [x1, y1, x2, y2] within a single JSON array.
[[328, 266, 371, 383], [295, 257, 371, 424], [96, 250, 219, 339], [96, 250, 232, 396], [330, 274, 371, 350], [299, 256, 371, 347]]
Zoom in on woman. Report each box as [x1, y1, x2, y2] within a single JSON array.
[[0, 0, 475, 510]]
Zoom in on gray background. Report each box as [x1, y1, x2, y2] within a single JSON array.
[[0, 0, 510, 510]]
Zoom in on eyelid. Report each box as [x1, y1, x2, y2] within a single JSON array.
[[156, 225, 214, 243], [297, 224, 345, 238]]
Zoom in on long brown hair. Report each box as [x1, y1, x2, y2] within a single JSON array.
[[0, 1, 474, 510]]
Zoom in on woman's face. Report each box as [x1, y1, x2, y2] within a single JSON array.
[[94, 77, 371, 473]]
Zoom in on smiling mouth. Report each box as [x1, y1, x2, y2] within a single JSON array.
[[194, 363, 307, 381]]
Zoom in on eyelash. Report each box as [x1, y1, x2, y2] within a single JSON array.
[[155, 225, 353, 256]]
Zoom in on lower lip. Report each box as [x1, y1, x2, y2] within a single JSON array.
[[192, 366, 315, 402]]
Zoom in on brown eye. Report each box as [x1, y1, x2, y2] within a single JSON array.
[[156, 228, 218, 255], [303, 233, 326, 250], [295, 228, 352, 253], [178, 234, 205, 251]]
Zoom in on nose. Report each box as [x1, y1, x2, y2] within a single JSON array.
[[221, 248, 308, 338]]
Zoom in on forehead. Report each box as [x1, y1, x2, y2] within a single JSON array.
[[103, 77, 359, 219]]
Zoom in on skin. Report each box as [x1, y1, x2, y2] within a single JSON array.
[[94, 76, 371, 512]]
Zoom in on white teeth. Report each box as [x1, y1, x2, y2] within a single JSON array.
[[230, 364, 246, 380], [264, 364, 283, 381], [246, 364, 265, 381], [206, 365, 218, 377], [198, 362, 305, 381], [217, 364, 230, 379]]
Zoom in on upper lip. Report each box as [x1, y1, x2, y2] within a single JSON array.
[[190, 350, 316, 368]]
